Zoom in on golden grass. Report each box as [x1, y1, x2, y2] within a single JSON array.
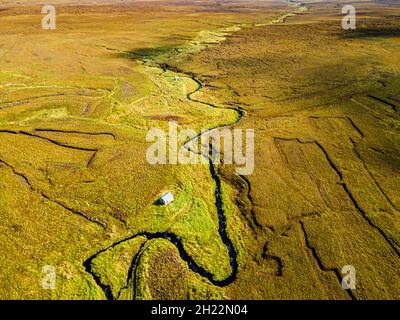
[[0, 0, 399, 300]]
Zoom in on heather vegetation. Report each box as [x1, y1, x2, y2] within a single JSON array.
[[0, 0, 399, 299]]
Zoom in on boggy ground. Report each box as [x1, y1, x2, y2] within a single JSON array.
[[0, 0, 291, 299], [174, 0, 400, 299], [0, 0, 399, 299]]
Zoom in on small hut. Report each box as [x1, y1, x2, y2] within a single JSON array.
[[159, 192, 174, 206]]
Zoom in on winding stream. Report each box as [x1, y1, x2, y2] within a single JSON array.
[[83, 70, 242, 299], [83, 4, 304, 297]]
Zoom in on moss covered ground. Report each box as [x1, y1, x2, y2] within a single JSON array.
[[0, 0, 399, 299]]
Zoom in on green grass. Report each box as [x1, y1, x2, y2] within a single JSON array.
[[0, 0, 399, 300]]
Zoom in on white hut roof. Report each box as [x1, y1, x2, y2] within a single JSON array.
[[160, 192, 174, 203]]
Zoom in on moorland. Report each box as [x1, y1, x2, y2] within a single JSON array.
[[0, 0, 399, 299]]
